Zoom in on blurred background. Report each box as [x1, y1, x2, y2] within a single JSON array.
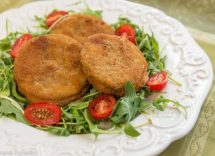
[[129, 0, 215, 47], [130, 0, 215, 35], [0, 0, 215, 156]]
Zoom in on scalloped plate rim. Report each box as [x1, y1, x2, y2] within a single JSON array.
[[0, 0, 213, 155]]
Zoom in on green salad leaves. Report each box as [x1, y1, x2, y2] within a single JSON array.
[[110, 81, 186, 137], [0, 98, 26, 124], [82, 8, 102, 19], [111, 81, 144, 124], [42, 89, 99, 136], [124, 123, 141, 137], [0, 32, 29, 124]]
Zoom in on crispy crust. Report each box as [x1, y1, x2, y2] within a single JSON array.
[[14, 34, 88, 105], [80, 33, 148, 96], [27, 85, 90, 106], [50, 14, 114, 44]]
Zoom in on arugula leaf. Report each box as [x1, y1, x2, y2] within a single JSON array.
[[60, 108, 89, 134], [124, 81, 136, 100], [0, 30, 29, 124], [11, 80, 29, 103], [68, 101, 89, 110], [138, 100, 152, 112], [34, 16, 48, 30], [65, 88, 99, 110], [0, 96, 24, 113], [82, 8, 102, 19], [167, 72, 182, 86], [0, 66, 12, 96], [44, 108, 90, 136], [0, 98, 27, 124], [124, 123, 140, 137], [152, 96, 187, 118], [47, 126, 70, 136], [31, 16, 49, 36], [80, 88, 99, 101], [139, 32, 166, 75], [111, 81, 144, 124], [153, 101, 164, 111], [111, 81, 186, 127], [0, 32, 20, 53], [111, 98, 132, 124]]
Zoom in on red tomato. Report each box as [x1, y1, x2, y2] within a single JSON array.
[[88, 95, 116, 120], [10, 34, 32, 59], [45, 10, 68, 27], [24, 102, 62, 126], [147, 71, 168, 91], [115, 24, 136, 43]]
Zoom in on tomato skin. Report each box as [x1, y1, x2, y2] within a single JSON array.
[[88, 95, 116, 120], [10, 34, 32, 59], [24, 102, 62, 126], [45, 10, 68, 27], [115, 24, 136, 43], [147, 71, 168, 91]]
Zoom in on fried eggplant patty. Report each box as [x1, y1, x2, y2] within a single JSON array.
[[50, 14, 114, 44], [14, 34, 88, 105], [80, 33, 148, 96]]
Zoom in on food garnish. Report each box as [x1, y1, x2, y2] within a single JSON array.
[[147, 71, 168, 91], [10, 34, 32, 59], [24, 102, 62, 126], [88, 94, 116, 120], [115, 24, 136, 43], [45, 10, 68, 27]]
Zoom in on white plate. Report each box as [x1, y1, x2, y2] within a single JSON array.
[[0, 0, 213, 155]]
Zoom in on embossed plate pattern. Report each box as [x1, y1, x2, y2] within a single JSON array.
[[0, 0, 213, 155]]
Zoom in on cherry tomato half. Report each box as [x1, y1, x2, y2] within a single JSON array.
[[24, 102, 62, 126], [115, 24, 136, 43], [147, 71, 168, 91], [45, 10, 68, 27], [88, 95, 116, 120], [10, 34, 32, 59]]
